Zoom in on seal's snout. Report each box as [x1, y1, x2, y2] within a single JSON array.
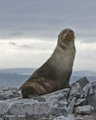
[[69, 30, 75, 37], [69, 29, 73, 33], [69, 30, 74, 36], [63, 29, 75, 40]]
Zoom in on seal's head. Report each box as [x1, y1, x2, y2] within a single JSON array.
[[58, 28, 75, 47]]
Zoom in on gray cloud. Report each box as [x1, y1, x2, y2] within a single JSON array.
[[9, 42, 17, 46], [0, 0, 96, 42], [0, 0, 96, 70], [10, 32, 23, 36], [9, 42, 31, 49], [20, 45, 31, 49]]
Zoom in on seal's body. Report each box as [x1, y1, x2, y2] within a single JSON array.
[[19, 28, 76, 98]]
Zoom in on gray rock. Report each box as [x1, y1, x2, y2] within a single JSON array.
[[43, 88, 70, 102], [75, 105, 94, 115], [75, 98, 86, 106], [72, 77, 89, 90], [44, 88, 70, 117], [67, 97, 76, 114], [69, 83, 81, 101], [0, 98, 52, 119], [0, 79, 96, 120], [3, 115, 26, 120], [0, 88, 70, 119], [74, 115, 96, 120], [83, 115, 96, 120], [43, 88, 70, 118], [39, 117, 53, 120], [0, 87, 21, 100], [82, 82, 96, 111], [0, 86, 10, 92], [67, 77, 89, 114], [49, 107, 67, 117], [53, 114, 74, 120]]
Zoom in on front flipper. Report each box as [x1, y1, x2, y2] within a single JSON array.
[[63, 71, 72, 88]]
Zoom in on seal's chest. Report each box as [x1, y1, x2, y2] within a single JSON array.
[[55, 48, 75, 69]]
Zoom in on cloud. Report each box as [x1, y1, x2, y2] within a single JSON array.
[[0, 0, 96, 43], [0, 0, 96, 70], [74, 41, 96, 70], [0, 39, 96, 70], [0, 39, 55, 69], [9, 42, 17, 46], [10, 32, 23, 36]]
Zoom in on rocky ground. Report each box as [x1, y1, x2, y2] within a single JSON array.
[[0, 77, 96, 120]]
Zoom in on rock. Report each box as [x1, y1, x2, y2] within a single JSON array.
[[53, 114, 74, 120], [0, 86, 10, 92], [82, 82, 96, 111], [0, 98, 52, 120], [67, 77, 89, 114], [69, 83, 81, 101], [44, 88, 70, 117], [0, 86, 21, 100], [71, 77, 89, 90], [75, 98, 86, 106], [0, 90, 21, 100], [74, 115, 84, 120], [49, 107, 67, 117], [39, 117, 53, 120], [67, 97, 76, 114], [43, 88, 70, 102], [74, 115, 96, 120], [0, 88, 70, 119], [83, 115, 96, 120], [0, 78, 96, 120], [75, 105, 94, 115]]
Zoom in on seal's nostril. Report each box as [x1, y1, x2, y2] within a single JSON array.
[[69, 30, 73, 33]]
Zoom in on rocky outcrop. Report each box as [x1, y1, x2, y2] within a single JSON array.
[[0, 86, 21, 100], [0, 77, 96, 120], [81, 82, 96, 111]]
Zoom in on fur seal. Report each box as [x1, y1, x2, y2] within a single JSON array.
[[19, 28, 76, 98]]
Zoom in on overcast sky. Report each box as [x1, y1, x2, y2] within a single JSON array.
[[0, 0, 96, 71]]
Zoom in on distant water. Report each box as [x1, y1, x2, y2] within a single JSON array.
[[0, 68, 96, 88], [0, 68, 35, 88]]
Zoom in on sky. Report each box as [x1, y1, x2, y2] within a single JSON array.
[[0, 0, 96, 71]]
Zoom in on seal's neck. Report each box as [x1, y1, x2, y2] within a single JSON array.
[[57, 38, 75, 50]]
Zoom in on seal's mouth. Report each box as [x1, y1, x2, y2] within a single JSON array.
[[68, 31, 75, 39], [58, 28, 75, 41]]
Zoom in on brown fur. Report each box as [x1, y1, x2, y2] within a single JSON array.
[[19, 28, 76, 98]]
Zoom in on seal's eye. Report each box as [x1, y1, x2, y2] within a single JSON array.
[[62, 31, 66, 34]]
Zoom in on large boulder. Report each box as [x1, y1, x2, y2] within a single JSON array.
[[81, 82, 96, 111], [0, 88, 70, 120], [71, 77, 89, 89]]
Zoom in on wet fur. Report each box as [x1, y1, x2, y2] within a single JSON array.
[[19, 28, 76, 98]]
